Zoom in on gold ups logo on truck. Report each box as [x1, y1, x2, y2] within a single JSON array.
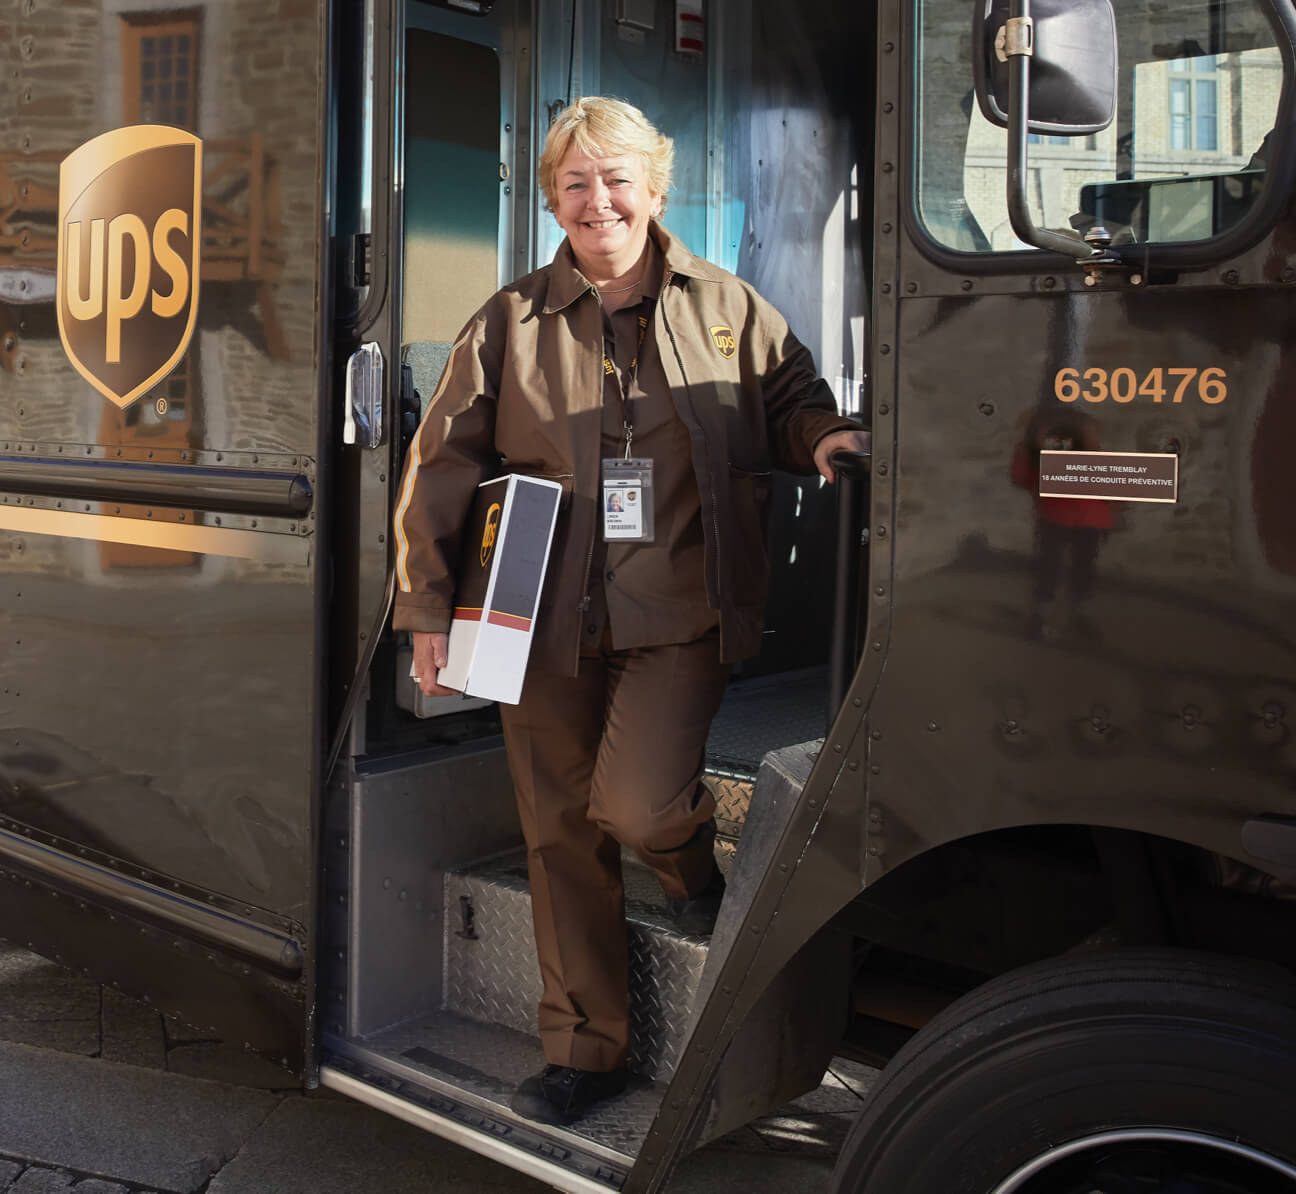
[[57, 126, 202, 409]]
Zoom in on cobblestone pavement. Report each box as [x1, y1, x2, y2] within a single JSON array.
[[0, 1159, 162, 1194], [0, 944, 876, 1193]]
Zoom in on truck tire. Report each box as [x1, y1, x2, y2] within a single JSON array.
[[831, 949, 1296, 1193]]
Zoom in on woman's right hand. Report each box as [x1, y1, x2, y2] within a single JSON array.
[[412, 631, 461, 697]]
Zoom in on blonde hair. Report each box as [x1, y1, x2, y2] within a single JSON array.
[[538, 96, 674, 214]]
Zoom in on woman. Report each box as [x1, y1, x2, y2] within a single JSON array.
[[392, 97, 868, 1125]]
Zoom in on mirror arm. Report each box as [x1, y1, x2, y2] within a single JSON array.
[[1005, 0, 1102, 260]]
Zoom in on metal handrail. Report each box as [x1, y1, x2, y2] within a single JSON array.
[[828, 447, 871, 726], [0, 453, 312, 517]]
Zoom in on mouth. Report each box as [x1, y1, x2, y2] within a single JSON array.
[[583, 217, 624, 230]]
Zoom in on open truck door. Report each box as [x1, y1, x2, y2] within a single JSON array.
[[0, 1, 333, 1073]]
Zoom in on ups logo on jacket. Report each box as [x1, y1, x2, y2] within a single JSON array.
[[709, 325, 737, 359], [57, 126, 202, 409]]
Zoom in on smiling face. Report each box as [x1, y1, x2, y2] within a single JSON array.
[[553, 145, 662, 281]]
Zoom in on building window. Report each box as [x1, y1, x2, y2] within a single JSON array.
[[1028, 133, 1098, 149], [121, 13, 200, 131], [1169, 55, 1219, 151]]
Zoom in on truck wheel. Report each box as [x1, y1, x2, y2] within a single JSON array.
[[831, 949, 1296, 1193]]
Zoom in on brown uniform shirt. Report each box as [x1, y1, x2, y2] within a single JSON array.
[[581, 244, 719, 652]]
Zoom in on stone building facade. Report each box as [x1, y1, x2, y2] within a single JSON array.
[[958, 47, 1284, 252]]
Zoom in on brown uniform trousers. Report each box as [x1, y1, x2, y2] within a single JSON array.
[[499, 629, 729, 1072]]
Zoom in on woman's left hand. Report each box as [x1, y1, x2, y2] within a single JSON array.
[[814, 428, 872, 483]]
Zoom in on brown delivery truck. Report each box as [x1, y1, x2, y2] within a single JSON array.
[[1, 0, 1295, 1190]]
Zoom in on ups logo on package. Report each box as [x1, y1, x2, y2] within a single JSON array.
[[57, 126, 202, 409], [480, 502, 502, 567]]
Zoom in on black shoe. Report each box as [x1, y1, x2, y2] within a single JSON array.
[[666, 865, 726, 936], [510, 1064, 628, 1125]]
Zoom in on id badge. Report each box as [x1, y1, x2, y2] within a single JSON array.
[[602, 457, 655, 542]]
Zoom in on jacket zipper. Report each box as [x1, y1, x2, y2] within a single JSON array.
[[658, 273, 722, 608]]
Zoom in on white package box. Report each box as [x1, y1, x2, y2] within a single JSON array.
[[437, 473, 562, 705]]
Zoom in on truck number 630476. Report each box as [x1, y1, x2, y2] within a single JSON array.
[[1054, 366, 1228, 405]]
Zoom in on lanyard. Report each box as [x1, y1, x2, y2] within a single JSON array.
[[603, 312, 650, 459]]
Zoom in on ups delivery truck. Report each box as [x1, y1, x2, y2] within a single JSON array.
[[3, 0, 1296, 1190]]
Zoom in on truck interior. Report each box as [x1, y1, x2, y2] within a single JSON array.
[[320, 0, 1295, 1185]]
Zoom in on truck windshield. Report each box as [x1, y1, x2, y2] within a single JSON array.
[[914, 0, 1287, 253]]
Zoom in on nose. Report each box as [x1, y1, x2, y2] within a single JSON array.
[[587, 177, 611, 209]]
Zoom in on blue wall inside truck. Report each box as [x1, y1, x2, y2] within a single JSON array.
[[597, 4, 710, 256]]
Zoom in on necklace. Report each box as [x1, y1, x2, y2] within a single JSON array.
[[595, 273, 645, 295]]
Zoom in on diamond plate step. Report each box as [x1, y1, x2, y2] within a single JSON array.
[[702, 666, 826, 840], [443, 857, 710, 1082], [705, 773, 752, 841], [327, 1012, 658, 1170]]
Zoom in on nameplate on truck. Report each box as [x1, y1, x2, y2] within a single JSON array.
[[1038, 451, 1178, 504]]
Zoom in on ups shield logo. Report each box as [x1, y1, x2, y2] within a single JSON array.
[[709, 324, 736, 359], [58, 126, 202, 409]]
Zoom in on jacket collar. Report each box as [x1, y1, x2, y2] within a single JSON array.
[[542, 221, 726, 314], [650, 221, 729, 285]]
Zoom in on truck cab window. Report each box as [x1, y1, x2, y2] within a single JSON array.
[[915, 0, 1286, 253]]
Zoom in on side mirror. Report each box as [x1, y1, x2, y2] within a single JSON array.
[[974, 0, 1118, 135], [972, 0, 1119, 259]]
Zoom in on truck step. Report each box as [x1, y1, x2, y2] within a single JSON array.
[[442, 853, 719, 1082], [705, 773, 752, 842], [321, 847, 725, 1175], [702, 666, 827, 843], [705, 666, 827, 778], [324, 1012, 656, 1177]]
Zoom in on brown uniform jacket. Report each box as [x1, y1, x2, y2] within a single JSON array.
[[392, 223, 857, 674]]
